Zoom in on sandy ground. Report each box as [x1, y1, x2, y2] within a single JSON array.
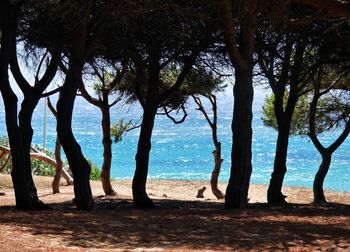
[[0, 174, 350, 251]]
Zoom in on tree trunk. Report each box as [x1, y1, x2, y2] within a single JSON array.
[[132, 105, 157, 208], [210, 143, 224, 199], [52, 136, 63, 194], [313, 151, 331, 204], [18, 96, 47, 209], [267, 119, 291, 204], [225, 67, 254, 209], [47, 95, 73, 193], [57, 63, 93, 210], [2, 89, 34, 209], [0, 5, 39, 210], [100, 104, 116, 196]]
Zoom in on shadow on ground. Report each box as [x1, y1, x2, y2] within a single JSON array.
[[0, 198, 349, 251]]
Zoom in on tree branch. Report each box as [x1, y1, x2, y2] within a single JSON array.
[[41, 86, 62, 97], [219, 0, 247, 71], [162, 104, 188, 124], [328, 119, 350, 153], [47, 96, 57, 118], [109, 97, 122, 108], [79, 84, 101, 107], [9, 39, 31, 94], [192, 95, 214, 128], [292, 0, 350, 18]]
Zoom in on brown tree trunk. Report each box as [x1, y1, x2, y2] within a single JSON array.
[[52, 136, 64, 194], [193, 94, 224, 200], [225, 67, 254, 209], [100, 102, 116, 196], [57, 63, 93, 210], [211, 144, 224, 199], [132, 105, 157, 208], [313, 151, 331, 204]]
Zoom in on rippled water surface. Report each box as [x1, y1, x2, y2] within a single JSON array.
[[1, 89, 349, 192]]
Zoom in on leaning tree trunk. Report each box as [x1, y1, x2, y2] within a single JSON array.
[[100, 103, 116, 196], [132, 105, 157, 208], [47, 96, 73, 193], [225, 67, 254, 209], [313, 151, 331, 204], [57, 63, 93, 210], [267, 119, 291, 204]]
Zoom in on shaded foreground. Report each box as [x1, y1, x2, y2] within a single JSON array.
[[0, 175, 350, 251]]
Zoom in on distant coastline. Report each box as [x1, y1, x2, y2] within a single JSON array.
[[0, 88, 349, 192]]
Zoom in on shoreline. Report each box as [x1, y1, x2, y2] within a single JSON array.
[[111, 175, 350, 194], [1, 174, 350, 205]]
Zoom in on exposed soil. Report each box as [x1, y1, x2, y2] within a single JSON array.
[[0, 174, 350, 251]]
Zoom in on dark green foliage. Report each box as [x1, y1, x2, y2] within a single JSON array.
[[111, 119, 133, 143], [262, 88, 350, 137], [141, 63, 225, 114], [261, 92, 309, 135], [316, 93, 350, 132], [87, 159, 103, 181]]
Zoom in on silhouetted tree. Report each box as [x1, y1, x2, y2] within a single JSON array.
[[309, 66, 350, 203], [219, 0, 258, 209], [256, 28, 314, 204], [0, 0, 33, 210], [0, 0, 60, 209], [100, 1, 219, 207]]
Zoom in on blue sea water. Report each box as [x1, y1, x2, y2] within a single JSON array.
[[0, 88, 349, 192]]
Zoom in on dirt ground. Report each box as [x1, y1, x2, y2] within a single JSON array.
[[0, 174, 350, 251]]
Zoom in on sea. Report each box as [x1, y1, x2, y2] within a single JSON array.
[[1, 87, 349, 192]]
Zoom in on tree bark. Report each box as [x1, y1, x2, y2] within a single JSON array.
[[209, 95, 224, 199], [57, 63, 93, 210], [267, 118, 291, 204], [132, 105, 157, 208], [18, 96, 48, 208], [100, 103, 116, 196], [47, 96, 73, 193], [225, 68, 254, 209], [313, 151, 331, 204], [193, 94, 224, 200], [0, 3, 42, 210], [52, 136, 64, 194], [220, 0, 257, 209], [211, 144, 224, 199], [1, 86, 34, 209], [56, 10, 94, 210]]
